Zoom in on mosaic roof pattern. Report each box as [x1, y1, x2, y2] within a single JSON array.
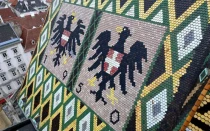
[[17, 0, 210, 130], [180, 79, 210, 131]]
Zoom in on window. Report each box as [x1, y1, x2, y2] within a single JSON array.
[[16, 56, 22, 63], [2, 52, 7, 59], [17, 80, 21, 85], [31, 40, 35, 45], [6, 60, 12, 67], [20, 65, 26, 72], [0, 74, 7, 81], [13, 48, 18, 54], [11, 70, 16, 76], [7, 85, 11, 90]]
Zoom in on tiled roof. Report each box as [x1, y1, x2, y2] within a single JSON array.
[[0, 23, 19, 47], [5, 11, 47, 29], [9, 0, 18, 6], [46, 0, 52, 3], [0, 8, 17, 21]]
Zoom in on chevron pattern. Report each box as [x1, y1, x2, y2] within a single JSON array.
[[17, 0, 210, 131]]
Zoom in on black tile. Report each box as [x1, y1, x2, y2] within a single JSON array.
[[41, 101, 49, 121], [33, 91, 41, 109], [120, 0, 128, 8], [51, 113, 60, 131], [27, 82, 33, 99], [174, 0, 197, 18], [146, 45, 165, 86], [144, 0, 156, 13]]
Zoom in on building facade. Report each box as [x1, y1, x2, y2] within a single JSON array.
[[0, 23, 31, 104], [0, 7, 47, 59]]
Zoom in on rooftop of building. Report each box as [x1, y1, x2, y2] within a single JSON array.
[[8, 0, 18, 6], [14, 0, 47, 13], [4, 11, 47, 52], [0, 23, 20, 48], [46, 0, 52, 3], [5, 11, 47, 29], [0, 1, 7, 8], [0, 8, 17, 21]]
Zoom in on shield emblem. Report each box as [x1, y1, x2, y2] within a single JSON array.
[[61, 30, 71, 47], [104, 48, 124, 75]]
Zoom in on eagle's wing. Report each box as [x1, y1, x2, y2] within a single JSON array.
[[124, 41, 147, 86], [89, 30, 111, 60]]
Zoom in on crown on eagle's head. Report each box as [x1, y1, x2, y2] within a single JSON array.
[[116, 26, 123, 33]]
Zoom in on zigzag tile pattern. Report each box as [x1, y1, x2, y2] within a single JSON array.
[[17, 0, 210, 131]]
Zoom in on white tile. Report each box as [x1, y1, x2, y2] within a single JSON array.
[[79, 112, 91, 131], [146, 89, 167, 129], [151, 10, 163, 23], [177, 16, 202, 60], [64, 98, 75, 123], [36, 69, 44, 88], [29, 61, 36, 79], [53, 87, 62, 109], [44, 76, 52, 98]]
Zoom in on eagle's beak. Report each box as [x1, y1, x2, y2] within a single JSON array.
[[116, 26, 123, 34]]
